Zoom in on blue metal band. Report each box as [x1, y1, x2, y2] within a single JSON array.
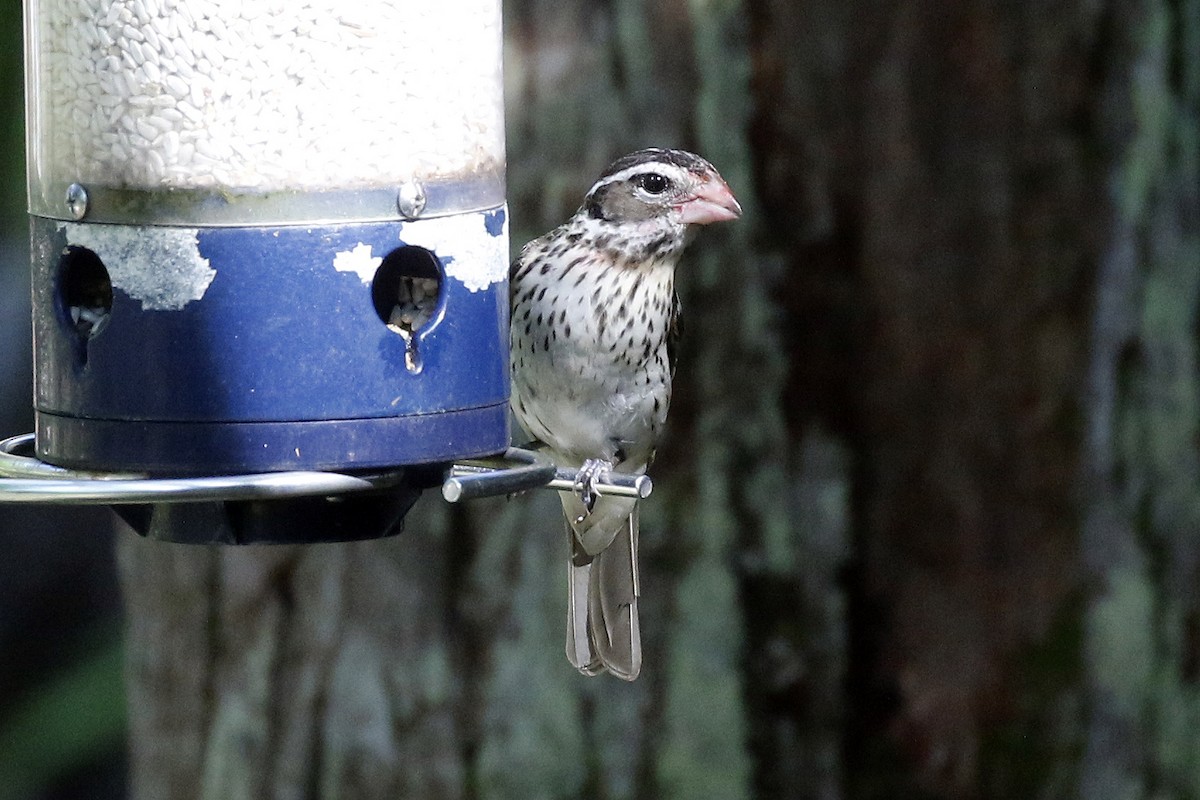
[[35, 403, 509, 474], [30, 211, 511, 473]]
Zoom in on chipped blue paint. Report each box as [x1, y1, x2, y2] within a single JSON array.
[[30, 212, 510, 473]]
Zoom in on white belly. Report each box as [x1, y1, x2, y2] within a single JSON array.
[[509, 258, 675, 469]]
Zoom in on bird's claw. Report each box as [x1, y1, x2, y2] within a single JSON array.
[[574, 458, 613, 514]]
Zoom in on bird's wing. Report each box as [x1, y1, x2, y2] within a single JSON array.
[[667, 290, 682, 379]]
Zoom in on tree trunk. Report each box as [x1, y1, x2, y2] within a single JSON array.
[[1079, 1, 1200, 797], [119, 1, 1200, 798]]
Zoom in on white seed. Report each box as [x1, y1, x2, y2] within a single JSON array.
[[139, 60, 161, 84], [147, 148, 166, 178], [173, 34, 195, 66], [163, 74, 188, 98], [143, 23, 160, 53], [156, 32, 174, 60], [135, 117, 158, 140], [119, 70, 139, 96], [33, 0, 504, 193], [162, 129, 180, 158], [178, 101, 204, 123], [146, 113, 174, 133]]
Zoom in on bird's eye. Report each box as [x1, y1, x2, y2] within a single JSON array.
[[635, 173, 671, 195]]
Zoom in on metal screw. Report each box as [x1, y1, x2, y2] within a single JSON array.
[[397, 180, 427, 220], [66, 183, 89, 220]]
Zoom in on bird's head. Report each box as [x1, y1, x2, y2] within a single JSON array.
[[577, 148, 741, 260]]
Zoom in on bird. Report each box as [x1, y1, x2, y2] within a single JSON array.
[[509, 148, 741, 680]]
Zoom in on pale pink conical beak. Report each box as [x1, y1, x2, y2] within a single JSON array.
[[677, 176, 742, 225]]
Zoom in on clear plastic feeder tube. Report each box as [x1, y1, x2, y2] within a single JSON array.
[[25, 0, 506, 225]]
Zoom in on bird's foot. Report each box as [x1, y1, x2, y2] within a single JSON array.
[[574, 458, 613, 514]]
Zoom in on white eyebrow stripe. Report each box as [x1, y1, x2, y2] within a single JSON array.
[[588, 162, 689, 194]]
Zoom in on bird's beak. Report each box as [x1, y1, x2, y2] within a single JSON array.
[[677, 176, 742, 225]]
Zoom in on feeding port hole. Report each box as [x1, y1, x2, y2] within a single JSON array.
[[58, 246, 112, 342], [371, 245, 443, 373]]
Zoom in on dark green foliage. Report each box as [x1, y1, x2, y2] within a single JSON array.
[[0, 0, 22, 238], [0, 633, 125, 800]]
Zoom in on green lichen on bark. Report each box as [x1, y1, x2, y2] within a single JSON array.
[[1083, 1, 1200, 797], [473, 495, 589, 800], [650, 0, 781, 796]]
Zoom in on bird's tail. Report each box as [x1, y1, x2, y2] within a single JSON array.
[[563, 499, 641, 681]]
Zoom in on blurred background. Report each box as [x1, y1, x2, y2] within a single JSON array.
[[3, 0, 1200, 799], [0, 1, 128, 799]]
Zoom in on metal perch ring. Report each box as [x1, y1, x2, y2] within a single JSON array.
[[0, 435, 654, 507], [0, 434, 405, 504], [443, 448, 653, 502]]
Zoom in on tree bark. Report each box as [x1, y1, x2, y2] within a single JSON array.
[[119, 1, 1200, 798], [1079, 2, 1200, 797]]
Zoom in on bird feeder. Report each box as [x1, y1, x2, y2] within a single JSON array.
[[8, 0, 652, 543], [25, 0, 510, 475]]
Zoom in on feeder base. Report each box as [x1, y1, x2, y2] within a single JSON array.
[[113, 481, 436, 545], [36, 403, 509, 474]]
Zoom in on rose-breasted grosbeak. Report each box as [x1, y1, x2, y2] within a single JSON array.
[[510, 148, 741, 680]]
